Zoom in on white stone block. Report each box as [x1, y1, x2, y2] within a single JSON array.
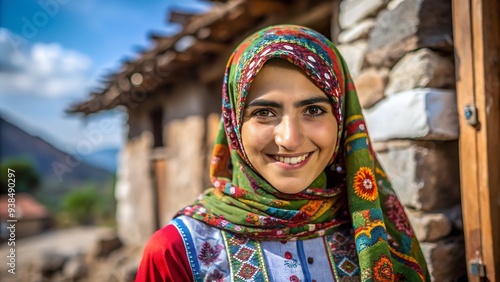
[[336, 40, 368, 78], [376, 140, 461, 211], [364, 88, 458, 142], [421, 237, 467, 281], [354, 67, 388, 108], [366, 0, 453, 67], [406, 209, 453, 242], [339, 0, 388, 29], [385, 48, 455, 96], [338, 19, 375, 44], [387, 0, 404, 10]]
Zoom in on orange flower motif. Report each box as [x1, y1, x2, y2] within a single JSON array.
[[300, 200, 322, 216], [373, 254, 394, 281], [353, 167, 378, 201]]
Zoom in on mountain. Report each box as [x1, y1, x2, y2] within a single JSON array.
[[0, 113, 116, 203], [81, 147, 119, 173]]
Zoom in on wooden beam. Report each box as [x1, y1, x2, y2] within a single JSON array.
[[290, 1, 333, 27], [191, 40, 228, 54], [452, 0, 500, 280], [198, 58, 226, 85], [471, 0, 500, 280], [452, 0, 481, 278], [148, 32, 165, 42], [198, 45, 235, 84], [185, 0, 247, 34], [168, 10, 195, 25], [247, 0, 287, 17], [153, 159, 167, 228]]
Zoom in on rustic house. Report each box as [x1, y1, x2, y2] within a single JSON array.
[[0, 193, 52, 238], [67, 0, 499, 280]]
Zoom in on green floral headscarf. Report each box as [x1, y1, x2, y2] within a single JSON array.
[[179, 25, 429, 281]]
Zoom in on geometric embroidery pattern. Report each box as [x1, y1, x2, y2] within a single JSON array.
[[237, 263, 258, 279], [222, 231, 270, 282], [339, 257, 359, 276], [333, 232, 347, 244], [325, 226, 361, 280], [235, 247, 254, 261]]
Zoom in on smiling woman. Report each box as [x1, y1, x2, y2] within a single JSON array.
[[242, 59, 339, 194], [135, 25, 430, 282]]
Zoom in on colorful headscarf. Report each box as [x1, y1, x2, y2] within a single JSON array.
[[179, 25, 429, 281]]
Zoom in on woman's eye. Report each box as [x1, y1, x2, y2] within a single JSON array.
[[305, 106, 325, 116], [253, 109, 274, 117]]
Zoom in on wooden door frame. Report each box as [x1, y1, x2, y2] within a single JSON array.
[[452, 0, 500, 280]]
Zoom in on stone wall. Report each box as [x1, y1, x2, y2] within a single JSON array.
[[162, 115, 206, 225], [115, 131, 155, 247], [159, 82, 219, 226], [337, 0, 466, 280], [116, 81, 219, 246]]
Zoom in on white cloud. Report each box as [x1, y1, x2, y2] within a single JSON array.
[[0, 28, 92, 97]]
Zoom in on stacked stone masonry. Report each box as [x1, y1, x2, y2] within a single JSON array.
[[337, 0, 465, 280]]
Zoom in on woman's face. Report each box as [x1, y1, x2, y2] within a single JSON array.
[[241, 60, 338, 194]]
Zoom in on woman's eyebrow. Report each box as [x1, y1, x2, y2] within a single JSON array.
[[246, 99, 282, 108], [294, 96, 331, 107], [245, 96, 330, 108]]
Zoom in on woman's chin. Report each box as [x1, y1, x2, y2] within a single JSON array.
[[271, 181, 309, 194]]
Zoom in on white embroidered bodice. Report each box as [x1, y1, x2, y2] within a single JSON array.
[[172, 215, 360, 282]]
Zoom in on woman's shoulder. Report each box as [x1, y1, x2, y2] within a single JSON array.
[[135, 218, 195, 281], [144, 221, 184, 253], [143, 216, 214, 253]]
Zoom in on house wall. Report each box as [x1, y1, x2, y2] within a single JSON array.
[[116, 78, 221, 246], [115, 130, 155, 247], [160, 81, 221, 226], [337, 0, 465, 280]]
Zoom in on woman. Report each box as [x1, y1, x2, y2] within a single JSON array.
[[136, 25, 429, 281]]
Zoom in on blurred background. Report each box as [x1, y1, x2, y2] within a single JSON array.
[[0, 0, 210, 219], [0, 0, 210, 281], [1, 0, 499, 281]]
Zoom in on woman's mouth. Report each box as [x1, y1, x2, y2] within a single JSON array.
[[270, 152, 310, 165]]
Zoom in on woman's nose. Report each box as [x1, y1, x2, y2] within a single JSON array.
[[275, 116, 304, 150]]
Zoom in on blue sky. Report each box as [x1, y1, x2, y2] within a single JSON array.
[[0, 0, 210, 154]]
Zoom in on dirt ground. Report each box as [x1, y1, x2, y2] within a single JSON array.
[[0, 226, 140, 282]]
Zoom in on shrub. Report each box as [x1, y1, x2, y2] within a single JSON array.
[[61, 185, 103, 225]]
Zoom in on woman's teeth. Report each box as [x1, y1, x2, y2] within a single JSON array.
[[274, 153, 309, 164]]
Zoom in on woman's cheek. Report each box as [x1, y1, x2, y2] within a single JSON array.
[[242, 123, 274, 152], [309, 120, 338, 151]]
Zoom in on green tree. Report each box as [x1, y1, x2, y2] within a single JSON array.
[[61, 184, 103, 225], [1, 158, 41, 194]]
